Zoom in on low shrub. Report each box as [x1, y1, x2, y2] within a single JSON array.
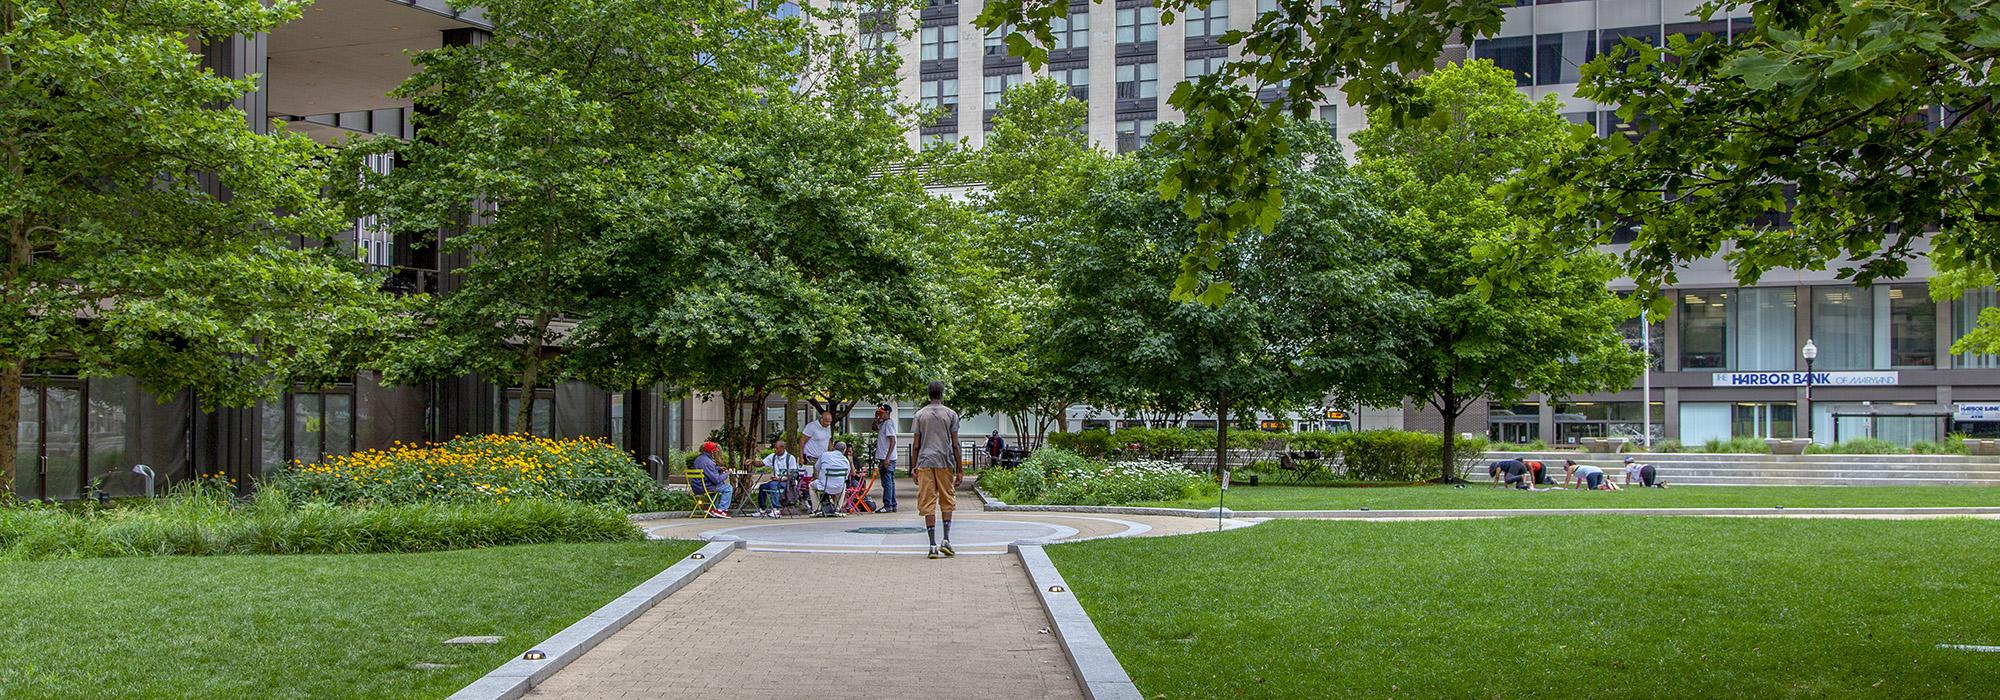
[[1488, 439, 1549, 451], [1651, 439, 1685, 453], [1324, 430, 1485, 482], [0, 483, 639, 561], [1698, 436, 1772, 454], [1807, 437, 1905, 455], [1914, 435, 1973, 455], [271, 434, 686, 513], [979, 448, 1213, 505], [1047, 429, 1118, 458]]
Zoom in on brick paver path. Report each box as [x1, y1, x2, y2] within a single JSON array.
[[526, 549, 1085, 699]]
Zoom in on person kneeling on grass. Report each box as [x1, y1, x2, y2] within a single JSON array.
[[815, 442, 852, 517], [1565, 460, 1621, 491], [1626, 456, 1667, 488], [1492, 459, 1530, 489]]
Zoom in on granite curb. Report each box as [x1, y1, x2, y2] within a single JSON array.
[[1014, 544, 1144, 700], [446, 539, 739, 700]]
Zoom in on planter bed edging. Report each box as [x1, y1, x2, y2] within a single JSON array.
[[1015, 544, 1144, 700]]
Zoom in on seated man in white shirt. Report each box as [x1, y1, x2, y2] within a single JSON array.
[[814, 442, 852, 517], [752, 439, 804, 518]]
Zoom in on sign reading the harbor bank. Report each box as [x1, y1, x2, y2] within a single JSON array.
[[1957, 403, 2000, 422], [1710, 371, 1900, 387]]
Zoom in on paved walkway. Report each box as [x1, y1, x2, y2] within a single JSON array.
[[526, 550, 1085, 699], [527, 482, 1249, 699]]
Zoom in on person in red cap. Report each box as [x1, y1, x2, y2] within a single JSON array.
[[693, 441, 732, 518]]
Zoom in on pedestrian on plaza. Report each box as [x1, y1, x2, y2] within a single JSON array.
[[1491, 458, 1530, 489], [814, 441, 853, 516], [909, 381, 962, 559], [693, 441, 732, 518], [873, 404, 899, 513], [984, 430, 1006, 468], [800, 410, 834, 467]]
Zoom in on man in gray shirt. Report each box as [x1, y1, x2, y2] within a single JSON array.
[[908, 381, 960, 558]]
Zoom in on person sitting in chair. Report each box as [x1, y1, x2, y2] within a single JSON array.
[[814, 442, 853, 517], [692, 442, 732, 518], [752, 439, 804, 518]]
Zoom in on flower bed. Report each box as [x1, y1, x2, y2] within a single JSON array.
[[270, 434, 685, 513], [980, 448, 1215, 506]]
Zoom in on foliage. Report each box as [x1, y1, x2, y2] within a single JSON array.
[[1049, 518, 2000, 697], [0, 541, 697, 698], [1049, 121, 1406, 475], [1047, 428, 1118, 458], [980, 449, 1213, 506], [1319, 430, 1487, 482], [1699, 436, 1774, 454], [270, 434, 685, 513], [0, 483, 639, 561], [1524, 1, 2000, 299], [1651, 439, 1686, 454], [1487, 439, 1551, 452], [974, 0, 1510, 300], [1931, 262, 2000, 357], [1349, 61, 1647, 481], [939, 79, 1107, 437], [340, 0, 809, 432], [1132, 484, 2000, 511], [0, 0, 404, 489]]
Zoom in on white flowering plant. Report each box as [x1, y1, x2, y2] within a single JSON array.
[[982, 449, 1215, 506]]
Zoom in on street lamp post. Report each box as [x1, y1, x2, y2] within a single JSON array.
[[1801, 339, 1819, 443]]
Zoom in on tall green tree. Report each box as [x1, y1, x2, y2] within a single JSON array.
[[1526, 0, 2000, 299], [939, 78, 1106, 438], [566, 23, 938, 458], [342, 0, 804, 433], [1352, 61, 1645, 481], [1048, 122, 1406, 475], [976, 0, 1510, 300], [0, 0, 399, 492]]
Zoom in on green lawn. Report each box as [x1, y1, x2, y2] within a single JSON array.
[[1049, 518, 2000, 698], [1137, 484, 2000, 510], [0, 540, 701, 699]]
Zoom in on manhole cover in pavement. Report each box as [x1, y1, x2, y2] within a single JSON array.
[[848, 526, 927, 535]]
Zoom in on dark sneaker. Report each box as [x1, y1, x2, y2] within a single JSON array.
[[940, 541, 955, 557], [928, 546, 942, 560]]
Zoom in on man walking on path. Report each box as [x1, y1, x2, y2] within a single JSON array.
[[909, 381, 961, 559], [873, 404, 899, 513]]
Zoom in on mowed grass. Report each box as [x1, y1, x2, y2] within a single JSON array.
[[1048, 518, 2000, 698], [1136, 484, 2000, 510], [0, 540, 701, 699]]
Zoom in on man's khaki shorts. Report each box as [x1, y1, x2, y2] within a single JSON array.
[[914, 467, 956, 517]]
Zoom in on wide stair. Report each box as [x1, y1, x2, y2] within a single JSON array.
[[1475, 452, 2000, 487]]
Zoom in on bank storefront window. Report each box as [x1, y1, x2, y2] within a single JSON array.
[[1679, 291, 1731, 369], [1881, 285, 1937, 368], [1736, 288, 1796, 370], [1812, 285, 1873, 369], [1953, 286, 1998, 369]]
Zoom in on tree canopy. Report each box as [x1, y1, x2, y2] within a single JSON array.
[[1352, 61, 1646, 480], [0, 0, 400, 490], [1048, 120, 1407, 473]]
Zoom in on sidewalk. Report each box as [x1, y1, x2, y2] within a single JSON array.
[[525, 549, 1085, 699]]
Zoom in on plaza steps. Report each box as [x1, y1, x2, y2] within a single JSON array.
[[1475, 451, 2000, 487]]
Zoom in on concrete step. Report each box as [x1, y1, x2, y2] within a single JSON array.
[[1664, 477, 2000, 487], [1490, 451, 2000, 466]]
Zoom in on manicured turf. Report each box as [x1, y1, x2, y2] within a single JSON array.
[[0, 540, 701, 698], [1048, 518, 2000, 698], [1135, 484, 2000, 510]]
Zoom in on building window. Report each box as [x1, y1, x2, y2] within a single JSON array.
[[1735, 287, 1796, 371], [1733, 401, 1797, 441], [1812, 285, 1873, 370], [1473, 35, 1533, 86], [1185, 54, 1225, 79], [1257, 0, 1278, 15], [1597, 25, 1661, 61], [1679, 290, 1731, 369], [1115, 118, 1156, 153], [1116, 6, 1158, 45], [984, 22, 1014, 56], [1487, 402, 1541, 444], [1053, 12, 1090, 50], [1185, 0, 1229, 40], [921, 78, 959, 109], [983, 72, 1025, 107], [861, 30, 895, 55], [260, 389, 356, 472], [1115, 62, 1158, 100], [500, 393, 555, 437], [921, 25, 958, 61], [1051, 66, 1089, 100], [1534, 30, 1593, 86], [922, 131, 960, 149], [1317, 104, 1338, 137], [1879, 284, 1936, 368], [1954, 286, 1999, 368], [1554, 401, 1664, 444]]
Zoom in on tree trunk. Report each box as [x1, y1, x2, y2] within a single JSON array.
[[783, 395, 799, 446], [1438, 392, 1463, 483], [514, 307, 553, 434], [0, 356, 20, 497], [1214, 398, 1231, 477]]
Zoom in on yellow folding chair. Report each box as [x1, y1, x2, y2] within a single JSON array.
[[684, 468, 715, 518]]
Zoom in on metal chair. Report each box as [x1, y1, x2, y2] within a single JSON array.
[[684, 468, 715, 518]]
